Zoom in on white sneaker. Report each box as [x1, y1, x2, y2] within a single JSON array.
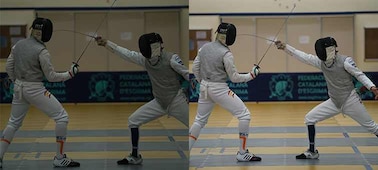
[[236, 149, 262, 162], [53, 154, 80, 167], [117, 154, 143, 165], [296, 149, 319, 159]]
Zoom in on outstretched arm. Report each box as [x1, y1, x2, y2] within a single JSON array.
[[344, 57, 378, 99], [96, 37, 145, 67], [275, 41, 322, 69]]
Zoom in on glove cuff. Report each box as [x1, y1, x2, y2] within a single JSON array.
[[68, 71, 74, 78], [250, 72, 256, 79]]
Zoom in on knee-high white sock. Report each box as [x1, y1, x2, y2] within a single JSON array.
[[189, 123, 202, 150], [238, 119, 250, 154], [0, 125, 17, 159], [55, 122, 67, 159]]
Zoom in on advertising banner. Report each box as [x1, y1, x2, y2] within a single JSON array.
[[1, 72, 377, 103]]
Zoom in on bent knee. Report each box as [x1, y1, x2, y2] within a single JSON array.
[[7, 122, 22, 131], [361, 121, 378, 135], [128, 116, 141, 128], [304, 115, 317, 125], [236, 108, 251, 120], [193, 120, 207, 128], [53, 110, 69, 123]]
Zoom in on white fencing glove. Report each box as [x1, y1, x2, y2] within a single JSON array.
[[250, 64, 260, 79], [69, 62, 79, 78]]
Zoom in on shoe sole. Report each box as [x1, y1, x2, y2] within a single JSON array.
[[118, 163, 142, 165], [117, 154, 143, 165], [296, 156, 319, 159], [296, 158, 319, 159], [296, 153, 319, 159], [236, 158, 262, 162], [117, 162, 142, 165], [53, 163, 80, 167], [54, 165, 80, 167], [117, 160, 142, 165]]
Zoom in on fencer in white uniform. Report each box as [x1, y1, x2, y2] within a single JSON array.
[[95, 33, 189, 165], [275, 37, 378, 159], [0, 18, 80, 168], [189, 23, 262, 162]]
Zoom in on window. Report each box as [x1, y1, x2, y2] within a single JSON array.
[[365, 28, 378, 61], [0, 25, 27, 59], [189, 29, 212, 60]]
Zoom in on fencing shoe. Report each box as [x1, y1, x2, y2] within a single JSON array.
[[236, 149, 262, 162], [53, 154, 80, 167], [117, 154, 143, 165], [296, 149, 319, 159]]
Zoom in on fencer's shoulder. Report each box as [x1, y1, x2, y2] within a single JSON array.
[[14, 38, 28, 45], [171, 54, 185, 65], [163, 51, 176, 59], [39, 48, 50, 55], [342, 55, 356, 65], [11, 44, 16, 50], [337, 54, 352, 61], [164, 50, 175, 56], [201, 41, 213, 48]]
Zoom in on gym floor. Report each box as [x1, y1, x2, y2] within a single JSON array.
[[0, 103, 188, 170], [189, 102, 378, 170], [0, 102, 377, 170]]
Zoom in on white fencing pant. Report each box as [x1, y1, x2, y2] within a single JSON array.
[[305, 90, 378, 135], [192, 80, 251, 128], [7, 80, 69, 130], [128, 89, 189, 128], [0, 80, 69, 158], [189, 80, 251, 150]]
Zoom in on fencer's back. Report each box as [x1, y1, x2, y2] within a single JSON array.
[[12, 37, 46, 82], [198, 41, 230, 83], [321, 54, 355, 108]]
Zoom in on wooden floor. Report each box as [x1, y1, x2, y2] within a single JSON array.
[[0, 101, 377, 170], [0, 103, 188, 170], [189, 101, 378, 170]]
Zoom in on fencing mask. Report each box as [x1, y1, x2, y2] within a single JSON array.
[[31, 18, 53, 42], [138, 33, 163, 59], [315, 37, 337, 62], [216, 23, 237, 46]]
